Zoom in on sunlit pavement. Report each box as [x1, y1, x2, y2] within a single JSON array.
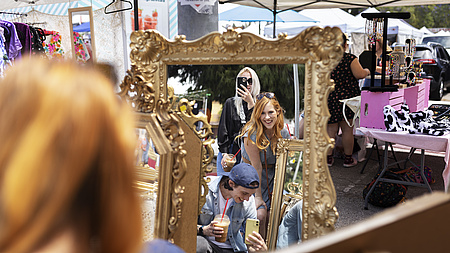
[[331, 145, 445, 230], [442, 92, 450, 102]]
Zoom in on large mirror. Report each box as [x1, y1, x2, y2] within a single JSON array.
[[68, 7, 96, 63], [267, 139, 306, 250], [119, 27, 342, 251]]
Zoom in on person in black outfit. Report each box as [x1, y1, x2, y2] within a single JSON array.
[[217, 67, 261, 175], [327, 33, 370, 167]]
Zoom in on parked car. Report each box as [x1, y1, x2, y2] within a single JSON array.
[[422, 35, 450, 54], [413, 42, 450, 100]]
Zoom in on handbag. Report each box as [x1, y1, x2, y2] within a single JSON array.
[[340, 95, 361, 127], [363, 170, 407, 207]]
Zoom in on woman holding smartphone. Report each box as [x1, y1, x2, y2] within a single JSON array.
[[217, 67, 261, 175], [238, 93, 290, 239]]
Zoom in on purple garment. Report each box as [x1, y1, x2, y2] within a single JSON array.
[[13, 22, 31, 55], [0, 20, 22, 60]]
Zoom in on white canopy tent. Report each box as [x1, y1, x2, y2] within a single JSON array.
[[264, 8, 363, 37], [218, 0, 450, 11], [350, 7, 424, 56], [420, 26, 434, 35], [1, 0, 71, 11], [221, 0, 450, 37]]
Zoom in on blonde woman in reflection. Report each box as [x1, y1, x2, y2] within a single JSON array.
[[0, 58, 143, 253], [218, 67, 261, 175]]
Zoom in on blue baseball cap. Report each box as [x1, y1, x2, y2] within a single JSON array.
[[224, 163, 260, 189]]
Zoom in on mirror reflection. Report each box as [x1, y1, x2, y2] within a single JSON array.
[[284, 151, 303, 192], [134, 127, 159, 242], [268, 139, 304, 250], [68, 7, 96, 64], [277, 150, 303, 249], [169, 64, 305, 250]]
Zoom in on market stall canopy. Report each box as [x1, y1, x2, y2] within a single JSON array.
[[1, 0, 69, 10], [218, 0, 450, 11], [264, 8, 363, 37], [220, 5, 317, 22], [420, 26, 434, 35], [355, 8, 423, 41], [1, 0, 110, 15]]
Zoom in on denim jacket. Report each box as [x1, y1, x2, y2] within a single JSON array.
[[198, 176, 257, 252]]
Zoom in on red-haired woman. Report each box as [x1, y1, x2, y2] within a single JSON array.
[[238, 92, 290, 239]]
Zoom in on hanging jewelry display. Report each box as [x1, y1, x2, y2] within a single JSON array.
[[390, 46, 405, 81], [365, 18, 384, 46], [405, 38, 416, 57]]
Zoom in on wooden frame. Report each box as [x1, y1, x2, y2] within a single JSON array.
[[68, 7, 96, 62]]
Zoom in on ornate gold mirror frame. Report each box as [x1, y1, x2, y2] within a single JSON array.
[[119, 27, 342, 251]]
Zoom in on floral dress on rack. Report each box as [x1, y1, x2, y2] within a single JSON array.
[[328, 52, 361, 124], [42, 31, 65, 60]]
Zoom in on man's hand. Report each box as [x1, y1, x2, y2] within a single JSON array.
[[221, 153, 230, 168], [201, 221, 225, 239], [246, 231, 267, 252]]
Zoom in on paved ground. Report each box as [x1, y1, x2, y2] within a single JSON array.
[[331, 145, 446, 230], [442, 92, 450, 101]]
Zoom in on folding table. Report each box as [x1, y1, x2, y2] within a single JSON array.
[[358, 127, 450, 209]]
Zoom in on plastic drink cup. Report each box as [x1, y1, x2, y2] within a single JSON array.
[[213, 214, 230, 242], [224, 156, 236, 172]]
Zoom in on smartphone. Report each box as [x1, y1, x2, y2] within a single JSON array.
[[237, 77, 248, 87], [245, 218, 260, 245]]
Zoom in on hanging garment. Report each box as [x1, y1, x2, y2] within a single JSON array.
[[0, 35, 12, 77], [0, 20, 22, 60], [29, 26, 46, 55], [13, 22, 32, 55], [73, 31, 90, 63], [43, 31, 64, 59]]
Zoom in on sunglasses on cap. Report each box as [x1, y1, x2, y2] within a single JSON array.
[[256, 92, 275, 100]]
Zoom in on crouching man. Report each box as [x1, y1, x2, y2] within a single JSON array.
[[197, 163, 267, 252]]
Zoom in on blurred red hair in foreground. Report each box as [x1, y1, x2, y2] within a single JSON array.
[[0, 57, 142, 253]]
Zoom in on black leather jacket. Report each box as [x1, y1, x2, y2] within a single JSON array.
[[217, 97, 253, 154]]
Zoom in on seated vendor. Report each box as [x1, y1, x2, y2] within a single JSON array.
[[362, 37, 392, 87]]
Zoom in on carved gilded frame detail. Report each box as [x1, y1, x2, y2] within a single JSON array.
[[119, 26, 342, 248]]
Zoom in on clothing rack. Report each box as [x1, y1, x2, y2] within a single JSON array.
[[0, 11, 27, 17], [28, 22, 47, 26]]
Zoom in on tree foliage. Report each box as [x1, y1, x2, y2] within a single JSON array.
[[168, 64, 305, 119]]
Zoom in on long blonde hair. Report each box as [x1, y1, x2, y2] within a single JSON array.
[[238, 95, 284, 153], [0, 58, 142, 253]]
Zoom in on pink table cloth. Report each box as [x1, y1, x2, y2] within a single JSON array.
[[358, 127, 450, 192]]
